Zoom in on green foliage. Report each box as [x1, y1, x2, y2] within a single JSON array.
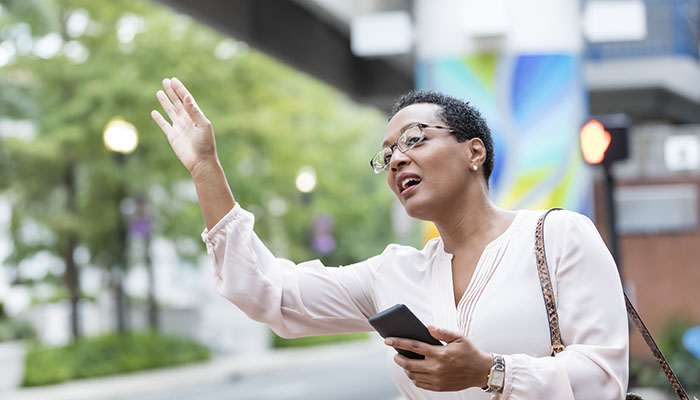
[[0, 302, 36, 341], [271, 330, 370, 349], [630, 317, 700, 393], [0, 319, 36, 341], [1, 0, 394, 281], [22, 332, 211, 386]]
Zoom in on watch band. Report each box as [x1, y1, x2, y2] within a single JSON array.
[[483, 353, 506, 393]]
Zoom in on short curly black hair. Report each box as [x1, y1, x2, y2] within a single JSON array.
[[390, 90, 494, 185]]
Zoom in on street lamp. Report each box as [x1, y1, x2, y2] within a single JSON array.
[[295, 166, 316, 206], [103, 117, 138, 333], [103, 118, 138, 155], [295, 166, 317, 193]]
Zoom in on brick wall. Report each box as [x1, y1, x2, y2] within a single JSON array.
[[593, 176, 700, 358]]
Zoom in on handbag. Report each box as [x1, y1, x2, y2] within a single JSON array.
[[535, 208, 695, 400]]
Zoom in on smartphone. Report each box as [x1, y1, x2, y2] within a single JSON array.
[[368, 303, 443, 359]]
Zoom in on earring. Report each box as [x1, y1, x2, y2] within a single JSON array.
[[472, 164, 478, 172]]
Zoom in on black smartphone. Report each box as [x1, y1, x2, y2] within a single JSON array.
[[368, 303, 443, 359]]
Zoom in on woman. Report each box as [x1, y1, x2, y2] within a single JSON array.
[[152, 77, 629, 399]]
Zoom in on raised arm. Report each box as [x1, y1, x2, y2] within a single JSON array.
[[151, 78, 378, 337], [151, 77, 235, 230]]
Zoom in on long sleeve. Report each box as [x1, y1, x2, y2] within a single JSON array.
[[201, 203, 378, 338], [497, 211, 629, 400]]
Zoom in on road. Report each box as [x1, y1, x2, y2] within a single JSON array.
[[124, 345, 401, 400]]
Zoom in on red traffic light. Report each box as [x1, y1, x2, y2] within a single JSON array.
[[580, 116, 629, 165], [580, 120, 611, 165]]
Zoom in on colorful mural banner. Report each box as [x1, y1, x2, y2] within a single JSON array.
[[417, 54, 592, 241]]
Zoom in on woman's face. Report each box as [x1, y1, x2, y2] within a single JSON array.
[[382, 103, 478, 220]]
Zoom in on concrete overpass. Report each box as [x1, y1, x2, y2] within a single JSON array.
[[156, 0, 700, 122], [155, 0, 414, 112]]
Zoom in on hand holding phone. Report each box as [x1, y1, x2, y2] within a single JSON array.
[[368, 304, 443, 359]]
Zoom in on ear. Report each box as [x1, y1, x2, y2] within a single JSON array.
[[467, 138, 486, 167]]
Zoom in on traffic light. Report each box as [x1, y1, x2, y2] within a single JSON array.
[[580, 114, 629, 166], [579, 114, 630, 267]]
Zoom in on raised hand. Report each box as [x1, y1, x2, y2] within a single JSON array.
[[152, 77, 235, 229], [151, 77, 217, 174]]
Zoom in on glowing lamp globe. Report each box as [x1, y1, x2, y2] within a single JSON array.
[[104, 118, 138, 154], [295, 166, 317, 193]]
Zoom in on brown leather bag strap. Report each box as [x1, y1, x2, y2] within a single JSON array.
[[534, 208, 693, 400], [625, 294, 692, 400], [534, 207, 565, 356]]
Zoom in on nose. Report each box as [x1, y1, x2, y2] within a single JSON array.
[[389, 148, 411, 172]]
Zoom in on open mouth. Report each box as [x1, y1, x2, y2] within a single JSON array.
[[398, 175, 422, 195]]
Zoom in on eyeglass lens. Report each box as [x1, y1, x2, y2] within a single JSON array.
[[373, 125, 424, 170]]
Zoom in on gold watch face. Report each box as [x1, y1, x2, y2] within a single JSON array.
[[489, 369, 505, 388]]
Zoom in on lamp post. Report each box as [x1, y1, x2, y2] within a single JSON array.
[[103, 118, 138, 333], [129, 195, 157, 331], [295, 166, 317, 206], [295, 166, 336, 256]]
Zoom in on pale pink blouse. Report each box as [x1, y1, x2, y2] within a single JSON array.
[[202, 204, 629, 400]]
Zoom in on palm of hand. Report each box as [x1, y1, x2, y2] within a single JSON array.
[[167, 111, 215, 171], [151, 78, 216, 173]]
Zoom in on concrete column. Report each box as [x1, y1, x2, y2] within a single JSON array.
[[414, 0, 591, 215]]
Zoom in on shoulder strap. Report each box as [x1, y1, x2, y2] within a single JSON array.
[[625, 295, 693, 399], [534, 208, 693, 400], [534, 207, 564, 356]]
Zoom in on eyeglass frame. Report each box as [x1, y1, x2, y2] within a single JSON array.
[[370, 122, 456, 173]]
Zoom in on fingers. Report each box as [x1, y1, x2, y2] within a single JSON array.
[[393, 353, 433, 373], [427, 325, 463, 343], [401, 369, 434, 386], [151, 110, 171, 135], [162, 77, 209, 127], [156, 90, 178, 122], [170, 77, 193, 105], [182, 94, 209, 127], [385, 337, 437, 358], [413, 381, 436, 391], [162, 78, 183, 111], [393, 355, 440, 391]]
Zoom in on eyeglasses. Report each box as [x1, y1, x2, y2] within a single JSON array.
[[370, 122, 455, 173]]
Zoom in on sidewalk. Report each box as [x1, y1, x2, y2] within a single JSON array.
[[2, 337, 685, 400], [2, 338, 387, 400]]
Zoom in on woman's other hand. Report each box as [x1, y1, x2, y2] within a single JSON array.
[[385, 325, 493, 392], [151, 77, 217, 175]]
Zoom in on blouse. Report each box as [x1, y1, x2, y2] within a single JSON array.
[[202, 203, 629, 400]]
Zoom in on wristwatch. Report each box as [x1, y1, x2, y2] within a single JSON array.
[[483, 353, 506, 393]]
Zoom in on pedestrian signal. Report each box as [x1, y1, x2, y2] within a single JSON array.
[[580, 120, 610, 164], [580, 115, 629, 166]]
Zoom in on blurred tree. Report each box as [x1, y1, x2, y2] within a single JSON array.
[[0, 0, 394, 340]]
